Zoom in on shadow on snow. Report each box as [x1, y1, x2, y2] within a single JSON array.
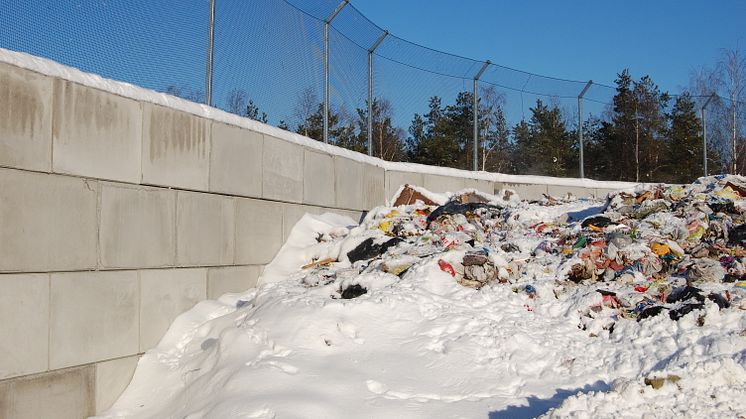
[[488, 380, 609, 419]]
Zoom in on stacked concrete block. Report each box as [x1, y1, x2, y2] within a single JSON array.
[[303, 150, 335, 207], [0, 168, 98, 272], [0, 274, 49, 379], [0, 63, 52, 172], [547, 184, 595, 199], [99, 183, 176, 269], [207, 265, 262, 299], [464, 178, 494, 195], [334, 156, 363, 210], [282, 203, 324, 241], [385, 170, 424, 201], [423, 173, 466, 194], [235, 198, 284, 265], [209, 122, 263, 197], [363, 163, 386, 208], [142, 104, 211, 190], [49, 271, 139, 369], [176, 191, 235, 266], [262, 135, 303, 202], [595, 188, 620, 199], [0, 365, 95, 419], [139, 268, 207, 351], [498, 182, 549, 201], [52, 80, 142, 183], [94, 356, 139, 413]]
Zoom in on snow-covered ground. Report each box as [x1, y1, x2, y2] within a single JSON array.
[[96, 179, 746, 419]]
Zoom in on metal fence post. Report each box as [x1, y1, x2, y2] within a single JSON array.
[[323, 0, 349, 144], [701, 93, 716, 176], [367, 31, 389, 156], [472, 61, 490, 171], [577, 80, 593, 178], [205, 0, 216, 107]]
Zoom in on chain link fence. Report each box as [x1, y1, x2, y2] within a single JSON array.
[[3, 0, 744, 180]]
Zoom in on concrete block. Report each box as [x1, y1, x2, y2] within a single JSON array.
[[100, 183, 176, 269], [139, 268, 206, 351], [52, 79, 142, 183], [423, 174, 466, 194], [50, 271, 139, 369], [498, 182, 549, 201], [95, 355, 139, 413], [283, 204, 323, 240], [595, 188, 619, 199], [176, 191, 235, 266], [262, 135, 303, 202], [0, 365, 95, 419], [0, 274, 49, 379], [0, 169, 97, 272], [303, 150, 335, 207], [323, 208, 364, 225], [0, 63, 52, 171], [547, 184, 595, 199], [207, 265, 262, 299], [209, 122, 262, 197], [142, 104, 210, 190], [464, 178, 494, 195], [334, 157, 363, 210], [363, 163, 385, 209], [235, 198, 284, 265], [385, 170, 424, 202]]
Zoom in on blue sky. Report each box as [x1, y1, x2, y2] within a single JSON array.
[[353, 0, 746, 93]]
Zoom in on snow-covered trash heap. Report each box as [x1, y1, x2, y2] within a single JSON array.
[[98, 178, 746, 419]]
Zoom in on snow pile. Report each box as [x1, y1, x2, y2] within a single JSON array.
[[96, 178, 746, 419]]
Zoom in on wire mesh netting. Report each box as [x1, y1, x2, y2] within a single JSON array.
[[2, 0, 744, 180]]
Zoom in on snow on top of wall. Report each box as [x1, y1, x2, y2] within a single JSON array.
[[0, 47, 642, 191]]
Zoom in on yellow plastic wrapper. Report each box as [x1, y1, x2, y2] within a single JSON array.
[[667, 186, 686, 201], [378, 220, 393, 233], [650, 242, 670, 257], [715, 186, 739, 200], [384, 210, 400, 219]]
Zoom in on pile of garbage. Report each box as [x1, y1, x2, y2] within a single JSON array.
[[294, 176, 746, 331]]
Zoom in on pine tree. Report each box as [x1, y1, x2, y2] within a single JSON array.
[[225, 89, 268, 123], [600, 70, 669, 181], [295, 103, 355, 147], [663, 93, 704, 183], [512, 100, 574, 176], [408, 96, 461, 168], [354, 98, 407, 161], [245, 100, 268, 124]]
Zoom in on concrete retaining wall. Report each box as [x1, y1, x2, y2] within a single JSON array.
[[0, 56, 625, 418]]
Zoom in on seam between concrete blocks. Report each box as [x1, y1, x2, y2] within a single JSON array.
[[173, 190, 179, 267], [137, 270, 142, 353], [139, 101, 144, 184], [259, 133, 264, 199], [232, 198, 239, 266], [49, 78, 56, 174], [47, 273, 51, 373], [333, 156, 338, 208], [95, 180, 102, 270]]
